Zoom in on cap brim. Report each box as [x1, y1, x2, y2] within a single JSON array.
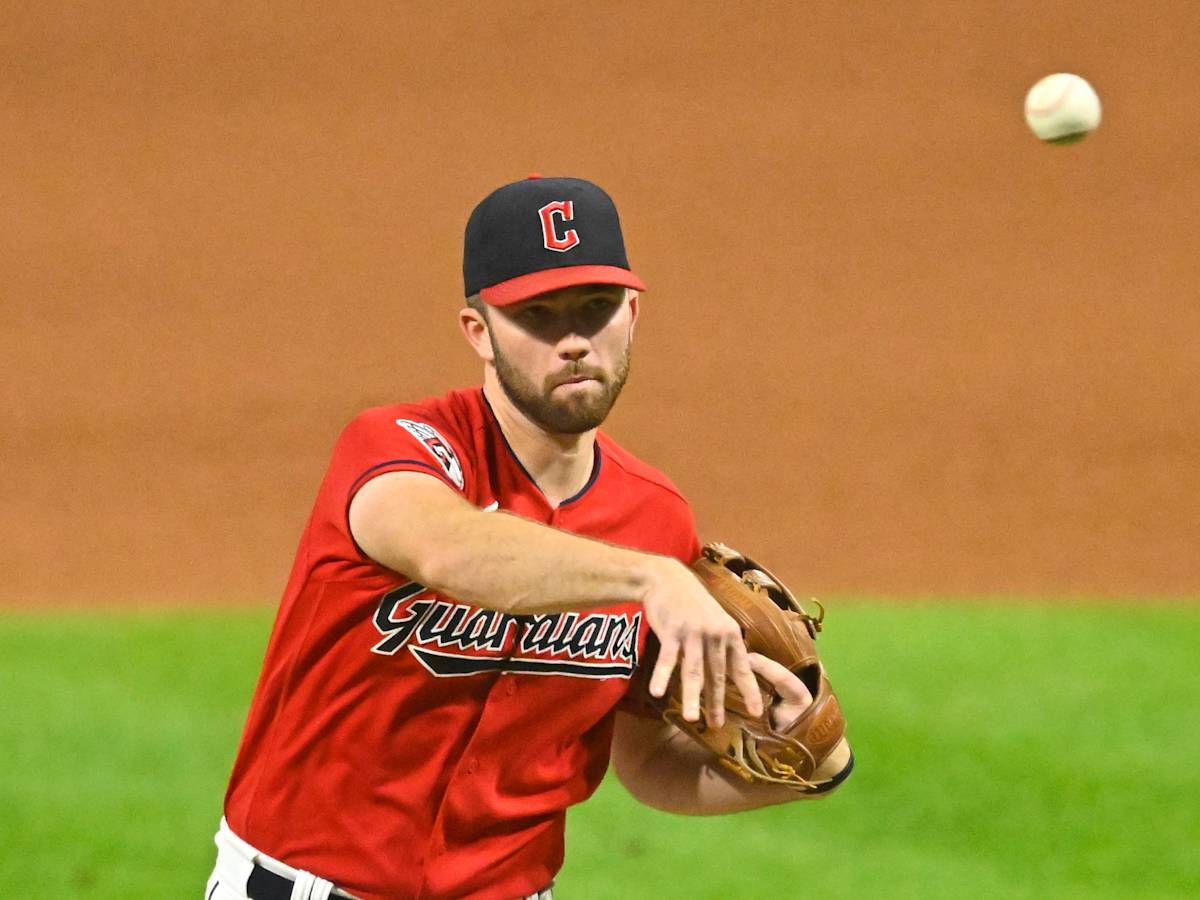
[[480, 265, 647, 306]]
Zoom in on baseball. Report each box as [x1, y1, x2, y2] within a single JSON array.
[[1023, 73, 1101, 144]]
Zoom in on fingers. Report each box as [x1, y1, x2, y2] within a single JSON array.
[[748, 652, 813, 707], [680, 632, 704, 721], [649, 631, 715, 724], [728, 640, 764, 717], [648, 635, 679, 698], [705, 634, 727, 727], [641, 562, 760, 724], [650, 628, 744, 725]]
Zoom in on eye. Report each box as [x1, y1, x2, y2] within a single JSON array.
[[517, 305, 550, 323]]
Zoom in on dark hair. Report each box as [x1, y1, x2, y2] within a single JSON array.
[[465, 293, 489, 320]]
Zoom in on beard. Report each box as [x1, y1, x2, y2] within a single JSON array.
[[491, 339, 632, 435]]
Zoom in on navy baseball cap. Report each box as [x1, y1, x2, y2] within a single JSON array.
[[463, 175, 647, 306]]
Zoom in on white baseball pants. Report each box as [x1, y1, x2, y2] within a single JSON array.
[[204, 818, 554, 900]]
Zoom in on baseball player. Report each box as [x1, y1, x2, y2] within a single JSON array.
[[205, 175, 853, 900]]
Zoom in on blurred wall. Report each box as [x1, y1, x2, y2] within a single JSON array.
[[4, 1, 1198, 604]]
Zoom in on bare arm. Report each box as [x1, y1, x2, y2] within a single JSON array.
[[351, 471, 658, 614], [611, 653, 854, 815], [347, 471, 764, 722], [611, 715, 852, 815]]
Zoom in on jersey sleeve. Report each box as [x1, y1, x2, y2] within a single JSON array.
[[325, 406, 475, 550], [337, 408, 471, 503], [292, 401, 478, 590], [313, 406, 475, 566], [680, 501, 702, 564]]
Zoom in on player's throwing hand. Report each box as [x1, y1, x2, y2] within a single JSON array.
[[640, 557, 764, 726]]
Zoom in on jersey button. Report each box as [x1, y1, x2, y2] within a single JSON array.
[[505, 682, 517, 697], [466, 758, 479, 774]]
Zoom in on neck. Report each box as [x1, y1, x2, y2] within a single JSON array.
[[482, 373, 597, 507]]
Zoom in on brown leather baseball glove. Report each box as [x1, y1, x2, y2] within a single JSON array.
[[655, 542, 850, 793]]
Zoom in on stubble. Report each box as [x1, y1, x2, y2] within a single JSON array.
[[491, 339, 632, 435]]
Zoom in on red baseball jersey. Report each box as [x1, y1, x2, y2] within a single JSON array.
[[223, 387, 700, 900]]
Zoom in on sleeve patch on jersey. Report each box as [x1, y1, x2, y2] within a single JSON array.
[[394, 419, 465, 490]]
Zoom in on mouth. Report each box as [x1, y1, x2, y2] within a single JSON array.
[[554, 372, 604, 389]]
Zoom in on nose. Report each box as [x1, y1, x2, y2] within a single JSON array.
[[558, 330, 591, 361]]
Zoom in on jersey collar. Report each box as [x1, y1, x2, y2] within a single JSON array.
[[479, 388, 603, 509]]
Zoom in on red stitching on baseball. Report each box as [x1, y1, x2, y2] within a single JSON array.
[[1026, 77, 1077, 116]]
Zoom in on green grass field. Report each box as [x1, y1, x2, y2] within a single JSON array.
[[2, 602, 1197, 898]]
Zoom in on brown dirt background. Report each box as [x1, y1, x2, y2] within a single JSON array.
[[4, 2, 1198, 606]]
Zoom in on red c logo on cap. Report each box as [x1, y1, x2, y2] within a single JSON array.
[[538, 201, 580, 252]]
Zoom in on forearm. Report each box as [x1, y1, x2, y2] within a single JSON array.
[[351, 473, 674, 615], [612, 714, 853, 815], [349, 472, 758, 720], [421, 508, 664, 614], [624, 727, 803, 815]]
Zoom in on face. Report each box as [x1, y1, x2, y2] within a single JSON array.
[[470, 284, 637, 435]]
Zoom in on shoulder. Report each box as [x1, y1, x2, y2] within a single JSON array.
[[597, 432, 691, 508], [335, 389, 485, 491]]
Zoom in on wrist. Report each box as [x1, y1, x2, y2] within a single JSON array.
[[807, 738, 854, 788], [628, 552, 680, 604]]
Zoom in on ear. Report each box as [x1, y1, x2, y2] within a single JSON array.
[[627, 290, 640, 338], [459, 307, 495, 363]]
